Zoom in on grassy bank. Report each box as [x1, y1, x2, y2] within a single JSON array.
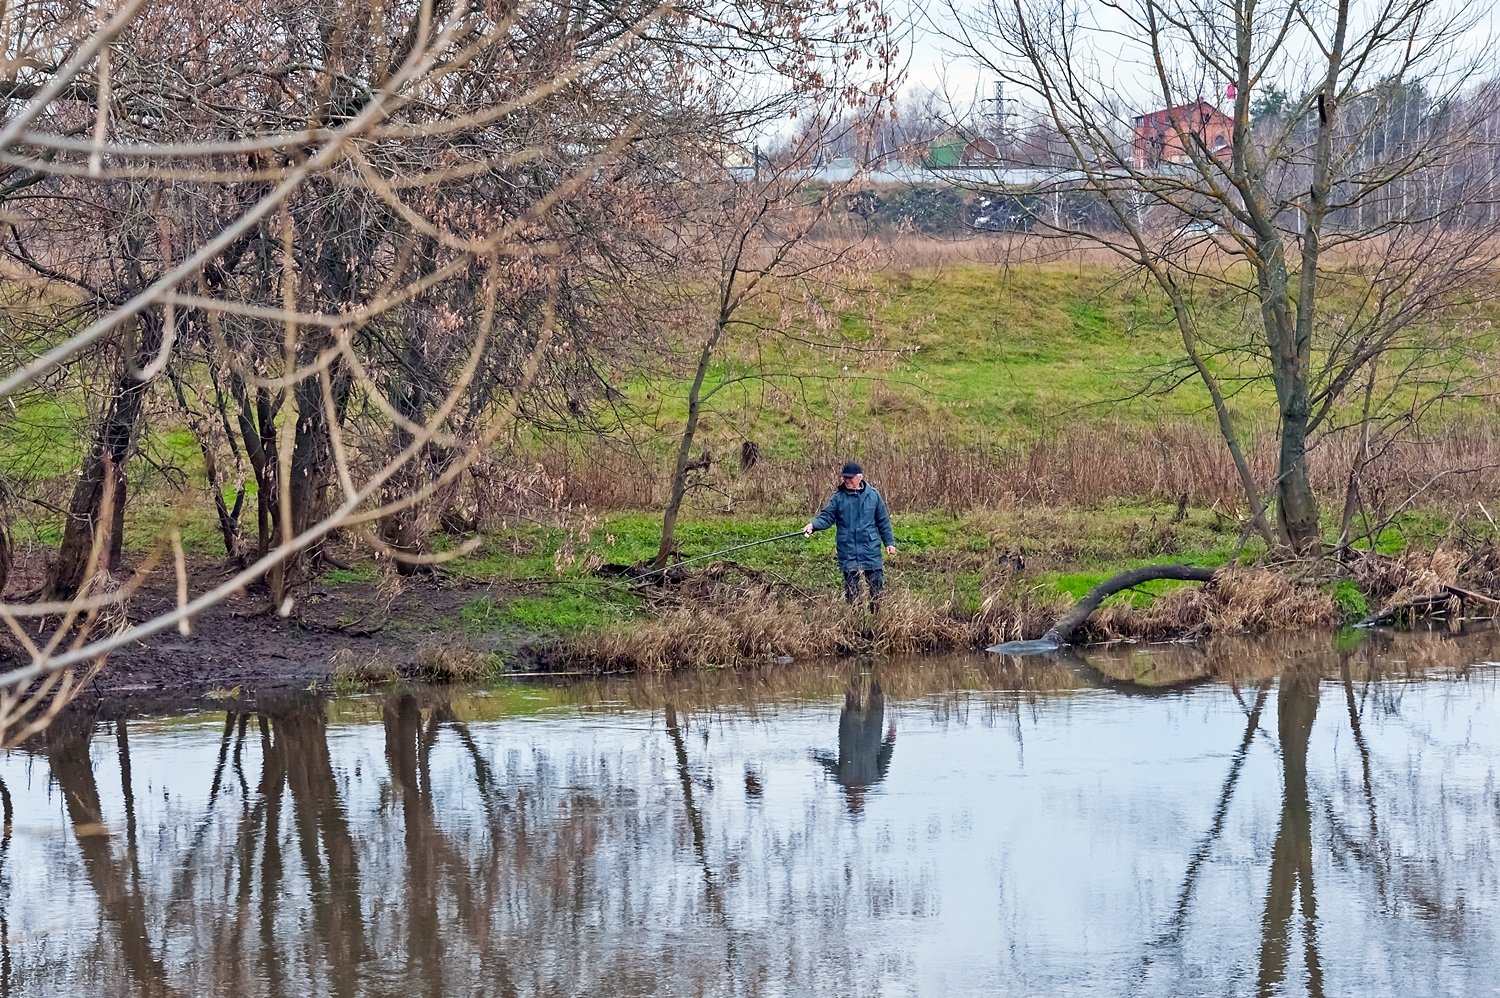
[[281, 496, 1493, 675], [8, 256, 1500, 681]]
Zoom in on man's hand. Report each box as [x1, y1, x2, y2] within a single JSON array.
[[886, 545, 897, 555], [803, 523, 814, 537]]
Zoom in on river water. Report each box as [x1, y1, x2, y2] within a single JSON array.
[[4, 629, 1500, 997]]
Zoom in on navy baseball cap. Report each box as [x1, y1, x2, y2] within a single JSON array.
[[841, 462, 863, 477]]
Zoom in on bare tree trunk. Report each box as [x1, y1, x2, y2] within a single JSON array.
[[1276, 398, 1321, 553], [379, 294, 440, 572], [230, 374, 279, 559], [1337, 363, 1379, 556], [169, 368, 247, 565], [655, 326, 723, 568], [284, 367, 350, 576], [1252, 202, 1321, 554], [47, 314, 161, 598], [1043, 563, 1217, 645], [0, 521, 11, 597]]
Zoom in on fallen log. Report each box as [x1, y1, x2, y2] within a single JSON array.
[[1354, 583, 1500, 628], [988, 563, 1218, 654]]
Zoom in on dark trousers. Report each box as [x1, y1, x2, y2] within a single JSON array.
[[843, 568, 884, 607]]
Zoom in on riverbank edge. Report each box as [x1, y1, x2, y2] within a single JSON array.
[[14, 565, 1346, 704], [9, 540, 1492, 708]]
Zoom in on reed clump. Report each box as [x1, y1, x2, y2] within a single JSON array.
[[548, 568, 1336, 672], [553, 586, 983, 671], [414, 639, 498, 681], [330, 647, 399, 687]]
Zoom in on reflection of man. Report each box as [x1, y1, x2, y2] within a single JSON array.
[[814, 680, 896, 814]]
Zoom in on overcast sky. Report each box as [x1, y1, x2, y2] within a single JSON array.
[[899, 1, 1500, 115]]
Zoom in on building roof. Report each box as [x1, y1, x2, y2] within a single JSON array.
[[1133, 99, 1231, 128]]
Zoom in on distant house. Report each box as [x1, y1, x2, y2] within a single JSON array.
[[926, 128, 1000, 169], [1132, 100, 1232, 169], [718, 144, 755, 170]]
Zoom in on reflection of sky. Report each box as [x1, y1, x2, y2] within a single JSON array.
[[4, 676, 1500, 996]]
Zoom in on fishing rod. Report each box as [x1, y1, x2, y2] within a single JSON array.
[[632, 530, 806, 580]]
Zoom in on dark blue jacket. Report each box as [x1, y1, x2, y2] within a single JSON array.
[[811, 483, 894, 571]]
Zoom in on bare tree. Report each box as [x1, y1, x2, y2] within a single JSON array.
[[0, 0, 899, 743], [646, 134, 886, 567], [943, 0, 1500, 553]]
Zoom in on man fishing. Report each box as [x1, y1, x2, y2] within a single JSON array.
[[803, 462, 896, 610]]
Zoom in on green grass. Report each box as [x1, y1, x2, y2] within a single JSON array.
[[619, 266, 1214, 466], [1330, 579, 1369, 623], [324, 565, 377, 585], [400, 500, 1258, 629], [461, 589, 636, 636], [594, 261, 1500, 487]]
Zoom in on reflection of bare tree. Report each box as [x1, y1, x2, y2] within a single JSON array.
[[44, 719, 177, 997], [664, 703, 724, 918], [1, 768, 12, 998], [384, 693, 509, 995], [272, 704, 368, 998], [112, 718, 147, 908], [1152, 680, 1271, 954], [1257, 668, 1325, 998], [16, 635, 1500, 996], [384, 694, 446, 996], [251, 711, 289, 998]]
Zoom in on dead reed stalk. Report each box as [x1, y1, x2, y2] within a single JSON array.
[[519, 418, 1500, 522]]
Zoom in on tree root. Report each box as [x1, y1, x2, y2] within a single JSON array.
[[988, 563, 1218, 654]]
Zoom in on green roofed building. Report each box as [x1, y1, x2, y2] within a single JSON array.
[[925, 128, 1000, 169]]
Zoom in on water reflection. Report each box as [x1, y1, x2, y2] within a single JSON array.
[[1258, 667, 1324, 998], [814, 678, 896, 814], [4, 630, 1500, 996]]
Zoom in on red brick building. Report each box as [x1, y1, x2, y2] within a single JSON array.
[[1132, 100, 1233, 169]]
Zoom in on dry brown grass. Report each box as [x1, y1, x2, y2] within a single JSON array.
[[552, 588, 988, 672], [865, 233, 1128, 271], [1347, 544, 1500, 609], [414, 639, 497, 681], [1086, 568, 1338, 642], [522, 418, 1500, 523], [330, 647, 399, 686], [549, 569, 1335, 672]]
